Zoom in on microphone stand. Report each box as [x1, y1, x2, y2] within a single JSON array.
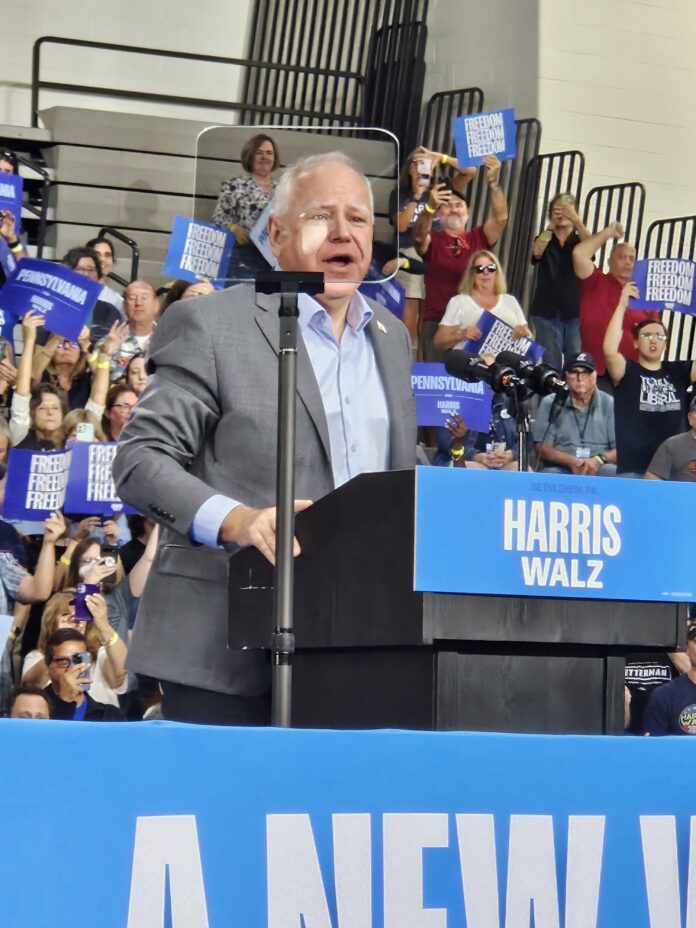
[[509, 383, 531, 472], [255, 270, 324, 728]]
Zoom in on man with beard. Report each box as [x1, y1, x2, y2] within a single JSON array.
[[413, 155, 508, 362], [603, 282, 696, 476]]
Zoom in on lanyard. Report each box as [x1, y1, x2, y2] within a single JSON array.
[[570, 392, 595, 446]]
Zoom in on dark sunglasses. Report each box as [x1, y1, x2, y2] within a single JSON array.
[[474, 263, 497, 274]]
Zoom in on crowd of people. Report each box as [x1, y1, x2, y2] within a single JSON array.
[[0, 133, 693, 735]]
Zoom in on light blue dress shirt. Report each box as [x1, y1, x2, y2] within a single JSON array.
[[192, 291, 390, 547]]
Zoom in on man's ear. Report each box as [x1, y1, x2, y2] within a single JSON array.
[[268, 215, 286, 259]]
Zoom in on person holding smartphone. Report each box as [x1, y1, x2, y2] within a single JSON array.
[[43, 627, 123, 721]]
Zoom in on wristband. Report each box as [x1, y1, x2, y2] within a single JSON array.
[[400, 258, 410, 271], [229, 223, 238, 232], [7, 627, 20, 642], [594, 454, 607, 465], [451, 446, 465, 461], [96, 360, 110, 370], [7, 240, 22, 253], [59, 554, 72, 567], [104, 631, 119, 648], [440, 153, 450, 166], [424, 203, 436, 215]]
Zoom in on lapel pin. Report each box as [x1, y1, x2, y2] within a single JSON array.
[[376, 320, 387, 334]]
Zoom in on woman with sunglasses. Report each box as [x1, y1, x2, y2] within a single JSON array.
[[433, 250, 532, 353]]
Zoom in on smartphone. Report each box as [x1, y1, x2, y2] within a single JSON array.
[[73, 582, 100, 620], [100, 544, 119, 584], [415, 155, 434, 183], [70, 651, 92, 691], [75, 422, 95, 442], [560, 194, 573, 205]]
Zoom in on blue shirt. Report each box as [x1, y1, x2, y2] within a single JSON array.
[[192, 291, 390, 547]]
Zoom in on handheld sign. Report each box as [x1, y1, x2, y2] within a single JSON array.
[[63, 441, 137, 516], [411, 361, 493, 428], [415, 468, 696, 602], [360, 265, 405, 319], [1, 258, 101, 340], [0, 173, 23, 227], [452, 108, 517, 168], [249, 200, 276, 268], [3, 448, 71, 521], [630, 258, 696, 316], [162, 215, 235, 288], [462, 311, 545, 362]]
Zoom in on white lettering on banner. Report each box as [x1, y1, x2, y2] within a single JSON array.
[[180, 222, 226, 279], [478, 318, 532, 359], [645, 259, 695, 306], [0, 182, 17, 198], [14, 268, 89, 304], [411, 375, 484, 394], [87, 443, 121, 503], [24, 451, 70, 512], [126, 816, 209, 928], [465, 112, 506, 158], [640, 816, 696, 928], [503, 500, 622, 590], [266, 812, 608, 927]]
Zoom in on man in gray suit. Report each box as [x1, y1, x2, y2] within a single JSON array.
[[113, 152, 416, 724]]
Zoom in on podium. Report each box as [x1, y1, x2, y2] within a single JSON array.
[[228, 470, 684, 734]]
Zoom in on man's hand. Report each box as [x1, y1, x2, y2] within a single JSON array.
[[483, 154, 501, 186], [445, 413, 467, 441], [101, 519, 121, 545], [43, 511, 66, 545], [74, 517, 101, 541], [0, 210, 17, 241], [99, 321, 130, 359], [608, 220, 624, 240], [620, 281, 639, 306], [428, 183, 452, 211], [220, 500, 313, 565], [579, 457, 602, 476], [59, 662, 88, 704]]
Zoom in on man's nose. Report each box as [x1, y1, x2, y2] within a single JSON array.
[[328, 214, 351, 240]]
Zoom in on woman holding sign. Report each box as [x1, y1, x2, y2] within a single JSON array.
[[211, 133, 280, 278], [432, 250, 531, 352]]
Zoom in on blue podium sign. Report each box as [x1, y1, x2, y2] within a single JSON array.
[[415, 468, 696, 601], [1, 722, 696, 927]]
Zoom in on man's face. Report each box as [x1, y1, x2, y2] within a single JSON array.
[[608, 244, 636, 283], [687, 635, 696, 669], [92, 243, 114, 277], [634, 323, 668, 363], [565, 366, 596, 403], [438, 196, 469, 232], [73, 257, 99, 281], [47, 640, 86, 689], [10, 693, 50, 719], [687, 407, 696, 436], [124, 282, 159, 329], [268, 161, 373, 305], [0, 157, 14, 174]]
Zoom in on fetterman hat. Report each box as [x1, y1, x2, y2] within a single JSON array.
[[563, 352, 596, 373]]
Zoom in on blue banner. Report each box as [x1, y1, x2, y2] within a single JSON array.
[[63, 441, 137, 516], [452, 107, 517, 168], [360, 269, 405, 319], [415, 468, 696, 601], [462, 310, 545, 362], [1, 721, 696, 927], [411, 361, 493, 428], [1, 258, 102, 340], [162, 214, 234, 288], [631, 258, 696, 316], [3, 447, 71, 520], [0, 172, 23, 225]]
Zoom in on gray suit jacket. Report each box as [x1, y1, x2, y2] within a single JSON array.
[[113, 284, 416, 694]]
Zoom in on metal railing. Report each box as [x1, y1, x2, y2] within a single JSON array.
[[31, 36, 364, 129], [14, 154, 50, 258], [418, 87, 485, 160], [644, 215, 696, 361], [582, 182, 646, 272]]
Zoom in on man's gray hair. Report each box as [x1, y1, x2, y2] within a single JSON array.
[[272, 151, 374, 218]]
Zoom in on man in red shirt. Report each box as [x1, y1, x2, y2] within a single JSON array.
[[414, 155, 508, 361], [572, 221, 657, 377]]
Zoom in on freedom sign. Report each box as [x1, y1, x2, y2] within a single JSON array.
[[461, 310, 545, 362], [249, 199, 276, 268], [0, 258, 102, 340], [163, 215, 234, 288], [411, 361, 492, 428], [630, 258, 696, 316], [359, 270, 405, 319], [0, 172, 23, 225], [415, 467, 696, 601], [63, 441, 137, 516], [2, 721, 696, 927], [452, 107, 517, 168], [3, 447, 71, 520]]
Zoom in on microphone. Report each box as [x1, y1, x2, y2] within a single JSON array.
[[532, 363, 570, 401], [444, 350, 495, 385]]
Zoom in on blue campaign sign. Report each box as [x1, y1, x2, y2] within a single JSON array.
[[359, 270, 405, 319], [411, 361, 492, 428], [2, 721, 696, 927], [631, 258, 696, 316], [162, 214, 234, 288], [415, 467, 696, 601], [63, 441, 137, 516], [463, 310, 545, 362], [3, 447, 71, 520], [1, 258, 102, 340], [0, 172, 23, 224], [452, 107, 517, 168]]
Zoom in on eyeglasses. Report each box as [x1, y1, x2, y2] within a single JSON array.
[[112, 403, 134, 411], [638, 332, 667, 342], [48, 657, 72, 671], [80, 556, 100, 566], [57, 340, 79, 350], [75, 265, 98, 275], [474, 264, 497, 275], [36, 404, 61, 413]]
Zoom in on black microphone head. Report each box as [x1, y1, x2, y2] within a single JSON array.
[[444, 350, 489, 383], [495, 350, 533, 373]]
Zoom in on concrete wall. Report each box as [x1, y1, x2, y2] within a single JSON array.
[[0, 0, 254, 127]]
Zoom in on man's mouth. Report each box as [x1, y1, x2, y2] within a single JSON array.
[[325, 254, 354, 268]]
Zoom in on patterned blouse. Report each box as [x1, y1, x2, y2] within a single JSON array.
[[211, 174, 276, 232]]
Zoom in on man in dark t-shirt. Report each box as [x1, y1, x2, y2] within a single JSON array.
[[604, 282, 696, 474], [645, 394, 696, 482], [643, 626, 696, 735]]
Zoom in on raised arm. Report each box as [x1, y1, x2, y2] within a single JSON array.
[[481, 155, 508, 246], [89, 321, 129, 408], [17, 512, 65, 603], [413, 183, 451, 256], [0, 210, 26, 262], [603, 281, 637, 384], [572, 221, 623, 280]]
